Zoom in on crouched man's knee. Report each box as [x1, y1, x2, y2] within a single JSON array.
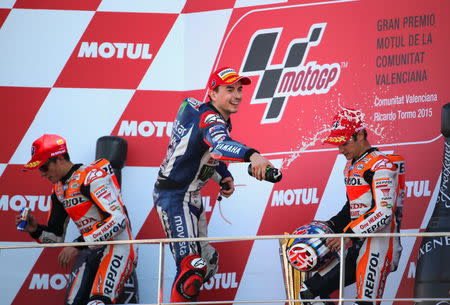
[[171, 254, 207, 303]]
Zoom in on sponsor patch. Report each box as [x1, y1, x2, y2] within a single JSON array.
[[216, 143, 242, 155], [94, 185, 109, 197], [345, 177, 363, 185], [372, 158, 394, 170], [380, 201, 392, 208], [85, 168, 107, 185], [186, 97, 202, 109], [191, 257, 207, 269], [218, 68, 236, 79], [101, 192, 114, 203], [375, 178, 393, 188], [380, 188, 391, 196], [212, 134, 226, 142], [199, 111, 226, 128], [24, 160, 41, 168]]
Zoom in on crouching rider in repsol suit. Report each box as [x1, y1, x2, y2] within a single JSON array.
[[153, 67, 276, 302], [299, 109, 405, 304], [17, 134, 137, 305]]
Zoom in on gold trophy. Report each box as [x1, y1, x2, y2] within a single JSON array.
[[279, 234, 308, 305], [280, 222, 335, 305]]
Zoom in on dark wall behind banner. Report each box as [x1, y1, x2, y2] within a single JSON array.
[[414, 104, 450, 302], [0, 0, 449, 304]]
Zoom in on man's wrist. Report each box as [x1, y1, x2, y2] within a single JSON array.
[[28, 224, 38, 233], [245, 149, 259, 162], [29, 225, 43, 239]]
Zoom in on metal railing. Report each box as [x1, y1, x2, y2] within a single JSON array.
[[2, 231, 450, 305]]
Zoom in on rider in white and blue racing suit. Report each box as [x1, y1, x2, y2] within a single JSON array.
[[153, 67, 273, 303]]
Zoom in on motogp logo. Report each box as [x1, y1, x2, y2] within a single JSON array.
[[240, 23, 341, 123]]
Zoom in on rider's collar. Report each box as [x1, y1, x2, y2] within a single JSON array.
[[352, 147, 378, 164], [206, 102, 232, 130], [60, 163, 82, 184]]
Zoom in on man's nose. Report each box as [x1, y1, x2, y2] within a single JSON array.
[[338, 145, 345, 153]]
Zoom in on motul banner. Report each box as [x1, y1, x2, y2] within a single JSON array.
[[0, 0, 448, 304]]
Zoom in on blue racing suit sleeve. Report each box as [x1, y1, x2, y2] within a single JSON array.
[[212, 161, 233, 184], [200, 110, 258, 162]]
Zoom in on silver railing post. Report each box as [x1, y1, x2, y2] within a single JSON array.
[[157, 241, 165, 305], [338, 236, 345, 305]]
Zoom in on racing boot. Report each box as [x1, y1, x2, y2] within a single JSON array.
[[171, 254, 207, 303]]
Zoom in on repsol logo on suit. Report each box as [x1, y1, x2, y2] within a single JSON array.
[[62, 196, 85, 208], [104, 254, 124, 295], [365, 252, 380, 297], [345, 177, 363, 185]]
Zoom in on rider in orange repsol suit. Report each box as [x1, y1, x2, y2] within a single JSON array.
[[18, 134, 137, 305], [300, 109, 404, 305]]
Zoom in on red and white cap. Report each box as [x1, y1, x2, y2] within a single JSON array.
[[323, 108, 366, 145], [208, 67, 251, 90], [24, 134, 68, 170]]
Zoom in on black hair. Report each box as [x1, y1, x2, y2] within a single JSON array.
[[208, 86, 220, 102], [351, 129, 367, 141], [47, 153, 71, 163]]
